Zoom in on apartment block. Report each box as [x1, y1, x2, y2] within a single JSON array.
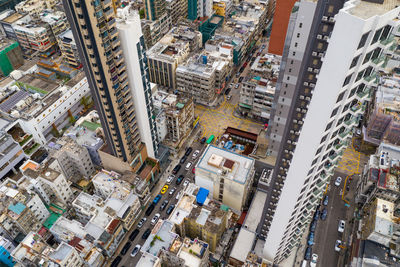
[[63, 0, 143, 163], [90, 170, 141, 230], [153, 91, 194, 149], [239, 76, 275, 122], [261, 0, 400, 262], [50, 136, 96, 183], [57, 29, 81, 68], [356, 142, 400, 206], [141, 13, 171, 49], [168, 184, 229, 252], [0, 38, 24, 77], [188, 0, 213, 20], [0, 120, 26, 180], [147, 39, 191, 89], [176, 50, 233, 105], [116, 5, 160, 158], [195, 145, 255, 212], [0, 236, 15, 267], [21, 159, 73, 205], [166, 0, 187, 24], [1, 70, 91, 146], [15, 0, 57, 16], [212, 0, 232, 17], [144, 0, 166, 21]]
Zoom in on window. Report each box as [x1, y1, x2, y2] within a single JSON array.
[[299, 23, 303, 28], [320, 134, 328, 143], [372, 27, 383, 44], [297, 33, 300, 38], [336, 91, 345, 102], [363, 51, 373, 64], [343, 74, 352, 86], [292, 51, 296, 56], [350, 55, 359, 68], [325, 121, 333, 131], [357, 32, 370, 49], [331, 107, 339, 117], [294, 42, 298, 47]]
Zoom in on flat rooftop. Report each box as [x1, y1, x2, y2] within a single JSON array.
[[196, 145, 254, 184], [229, 228, 255, 263], [243, 190, 267, 232], [347, 0, 400, 19], [168, 194, 196, 225], [141, 220, 177, 256]]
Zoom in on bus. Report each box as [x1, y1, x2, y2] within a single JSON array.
[[206, 135, 215, 144]]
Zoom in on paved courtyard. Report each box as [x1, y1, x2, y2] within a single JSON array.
[[195, 95, 264, 140]]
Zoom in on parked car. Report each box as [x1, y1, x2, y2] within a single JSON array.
[[335, 176, 342, 186], [310, 253, 318, 267], [225, 88, 231, 95], [323, 195, 329, 206], [338, 220, 345, 233], [304, 247, 312, 260], [151, 213, 160, 225], [239, 77, 244, 83], [183, 180, 189, 187], [169, 187, 176, 195], [321, 208, 328, 220], [172, 164, 181, 174], [192, 150, 200, 159], [185, 162, 192, 170], [142, 228, 151, 239], [145, 204, 154, 216], [176, 191, 182, 200], [130, 245, 141, 257], [185, 147, 193, 156], [307, 232, 314, 246], [314, 210, 320, 221], [200, 137, 207, 144], [180, 155, 187, 164], [129, 229, 139, 241], [176, 175, 184, 185], [153, 194, 162, 204], [335, 240, 342, 252], [235, 84, 239, 89], [310, 220, 317, 232], [160, 185, 168, 194], [111, 256, 122, 267], [166, 175, 175, 184], [137, 218, 147, 228], [192, 167, 195, 174], [227, 95, 232, 100], [166, 204, 175, 215], [160, 200, 169, 210], [120, 242, 132, 255]]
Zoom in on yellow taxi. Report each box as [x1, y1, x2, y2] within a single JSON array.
[[160, 185, 169, 194]]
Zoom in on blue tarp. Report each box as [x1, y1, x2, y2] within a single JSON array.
[[196, 188, 209, 206]]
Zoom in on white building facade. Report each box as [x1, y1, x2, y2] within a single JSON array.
[[117, 6, 159, 159], [262, 0, 400, 263]]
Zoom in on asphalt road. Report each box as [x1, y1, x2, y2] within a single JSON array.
[[114, 140, 207, 267], [310, 170, 358, 267]]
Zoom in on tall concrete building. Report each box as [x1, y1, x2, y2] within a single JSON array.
[[62, 0, 143, 163], [268, 0, 296, 55], [188, 0, 213, 20], [144, 0, 166, 21], [261, 0, 399, 263], [116, 5, 159, 158]]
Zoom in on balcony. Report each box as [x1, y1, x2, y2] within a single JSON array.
[[334, 140, 347, 150], [329, 150, 342, 161], [357, 88, 370, 100], [339, 129, 351, 139], [364, 72, 378, 84], [380, 35, 395, 46], [371, 55, 386, 66], [351, 104, 362, 113], [344, 116, 357, 126]]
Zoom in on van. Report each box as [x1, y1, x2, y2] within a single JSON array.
[[301, 260, 308, 267]]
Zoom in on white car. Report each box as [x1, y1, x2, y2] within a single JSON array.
[[169, 187, 176, 195], [338, 220, 345, 233], [310, 254, 318, 267], [130, 244, 141, 257], [192, 150, 200, 159], [335, 240, 342, 252], [183, 180, 189, 187], [335, 176, 342, 186], [185, 162, 193, 170], [176, 191, 182, 200], [137, 218, 146, 228], [166, 175, 175, 184], [151, 213, 160, 225]]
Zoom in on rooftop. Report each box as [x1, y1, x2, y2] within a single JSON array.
[[196, 145, 254, 184], [229, 228, 255, 263], [58, 29, 76, 46], [346, 0, 400, 19], [48, 242, 73, 263], [136, 252, 160, 267], [178, 238, 209, 267], [374, 198, 395, 237], [243, 190, 267, 232], [141, 220, 177, 256], [169, 194, 196, 225], [92, 170, 132, 201]]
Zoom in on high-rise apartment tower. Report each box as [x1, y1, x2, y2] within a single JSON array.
[[144, 0, 166, 21], [62, 0, 142, 163], [261, 0, 399, 263], [116, 5, 159, 158]]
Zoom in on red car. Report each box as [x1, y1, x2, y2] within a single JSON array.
[[192, 167, 195, 174]]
